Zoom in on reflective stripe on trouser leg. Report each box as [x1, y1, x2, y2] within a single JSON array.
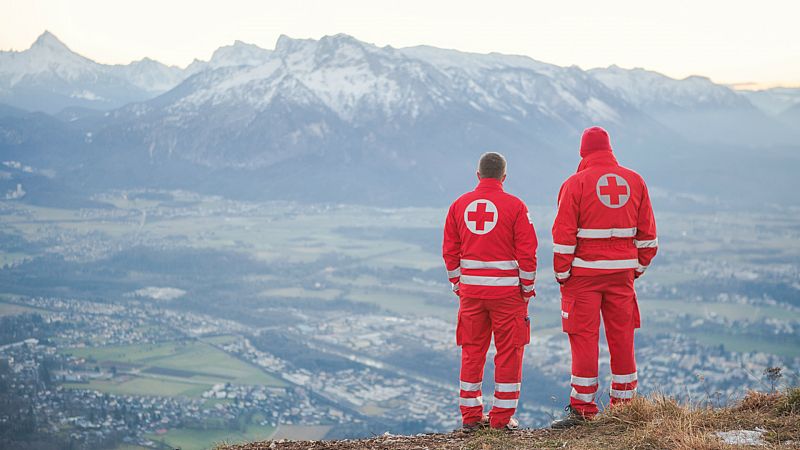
[[459, 396, 483, 407], [492, 396, 518, 409], [570, 387, 597, 403], [610, 388, 637, 400], [459, 379, 484, 412]]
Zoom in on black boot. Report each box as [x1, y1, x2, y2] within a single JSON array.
[[550, 405, 589, 429]]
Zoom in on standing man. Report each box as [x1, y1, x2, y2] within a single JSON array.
[[550, 127, 657, 428], [442, 152, 538, 431]]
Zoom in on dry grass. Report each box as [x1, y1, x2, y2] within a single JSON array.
[[220, 388, 800, 450]]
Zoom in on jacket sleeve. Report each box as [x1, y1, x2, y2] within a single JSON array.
[[442, 202, 462, 291], [552, 179, 580, 282], [514, 202, 538, 298], [634, 180, 657, 277]]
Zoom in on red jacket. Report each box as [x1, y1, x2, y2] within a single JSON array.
[[443, 178, 538, 299], [552, 152, 657, 281]]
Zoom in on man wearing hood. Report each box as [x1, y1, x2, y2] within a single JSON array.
[[550, 127, 658, 428]]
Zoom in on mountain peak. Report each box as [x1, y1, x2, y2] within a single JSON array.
[[31, 31, 71, 53]]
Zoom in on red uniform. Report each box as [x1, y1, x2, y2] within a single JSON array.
[[442, 177, 538, 428], [552, 127, 657, 417]]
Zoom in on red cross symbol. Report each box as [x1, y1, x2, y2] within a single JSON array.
[[467, 202, 495, 231], [599, 176, 629, 205]]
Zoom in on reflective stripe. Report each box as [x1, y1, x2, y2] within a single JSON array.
[[612, 372, 638, 384], [459, 275, 520, 287], [495, 382, 521, 393], [571, 375, 599, 387], [521, 284, 535, 293], [459, 397, 483, 407], [555, 270, 571, 280], [460, 381, 482, 391], [577, 227, 637, 238], [573, 258, 639, 270], [634, 238, 658, 248], [610, 388, 637, 399], [636, 264, 648, 273], [518, 269, 536, 280], [446, 267, 461, 278], [492, 397, 518, 409], [553, 243, 576, 254], [461, 259, 518, 270], [570, 388, 596, 403]]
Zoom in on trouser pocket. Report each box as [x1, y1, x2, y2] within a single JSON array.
[[456, 312, 465, 346], [632, 293, 641, 329], [515, 315, 531, 346], [561, 297, 576, 333]]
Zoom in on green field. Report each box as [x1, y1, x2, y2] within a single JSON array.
[[146, 424, 276, 450], [64, 377, 208, 397], [63, 340, 286, 397], [0, 301, 42, 317]]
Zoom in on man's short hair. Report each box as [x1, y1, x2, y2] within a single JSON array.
[[478, 152, 507, 179]]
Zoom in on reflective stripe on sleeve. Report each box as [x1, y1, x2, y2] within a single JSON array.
[[573, 258, 639, 270], [460, 259, 519, 270], [460, 380, 482, 391], [446, 267, 461, 278], [610, 388, 637, 399], [492, 397, 518, 409], [577, 227, 637, 238], [459, 275, 520, 287], [459, 397, 483, 407], [553, 243, 576, 254], [636, 265, 648, 273], [518, 269, 536, 280], [495, 382, 521, 393], [571, 375, 599, 387], [521, 284, 535, 293], [570, 388, 596, 403], [611, 372, 638, 384], [555, 270, 571, 280], [634, 238, 658, 248]]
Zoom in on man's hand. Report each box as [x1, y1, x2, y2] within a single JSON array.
[[521, 285, 535, 301], [452, 282, 460, 296]]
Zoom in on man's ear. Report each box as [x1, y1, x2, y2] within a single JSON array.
[[501, 174, 507, 182], [476, 171, 482, 181]]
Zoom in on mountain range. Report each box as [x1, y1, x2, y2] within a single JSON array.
[[1, 31, 798, 208]]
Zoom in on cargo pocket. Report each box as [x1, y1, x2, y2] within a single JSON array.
[[456, 312, 464, 346], [561, 297, 576, 333], [632, 294, 641, 329], [515, 315, 531, 346]]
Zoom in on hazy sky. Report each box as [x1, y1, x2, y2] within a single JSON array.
[[2, 0, 799, 88]]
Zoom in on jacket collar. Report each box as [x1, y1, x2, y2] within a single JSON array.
[[475, 177, 504, 191], [577, 151, 619, 172]]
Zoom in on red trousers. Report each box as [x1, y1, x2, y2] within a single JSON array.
[[560, 271, 640, 417], [457, 295, 530, 428]]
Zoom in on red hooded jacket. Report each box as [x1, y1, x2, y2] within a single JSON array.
[[551, 136, 657, 281]]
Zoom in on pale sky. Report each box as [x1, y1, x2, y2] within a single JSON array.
[[2, 0, 799, 89]]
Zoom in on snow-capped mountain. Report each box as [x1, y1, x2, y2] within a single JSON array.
[[186, 40, 273, 74], [740, 87, 800, 117], [87, 33, 674, 204], [589, 65, 797, 145], [0, 31, 187, 113], [1, 33, 798, 207]]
